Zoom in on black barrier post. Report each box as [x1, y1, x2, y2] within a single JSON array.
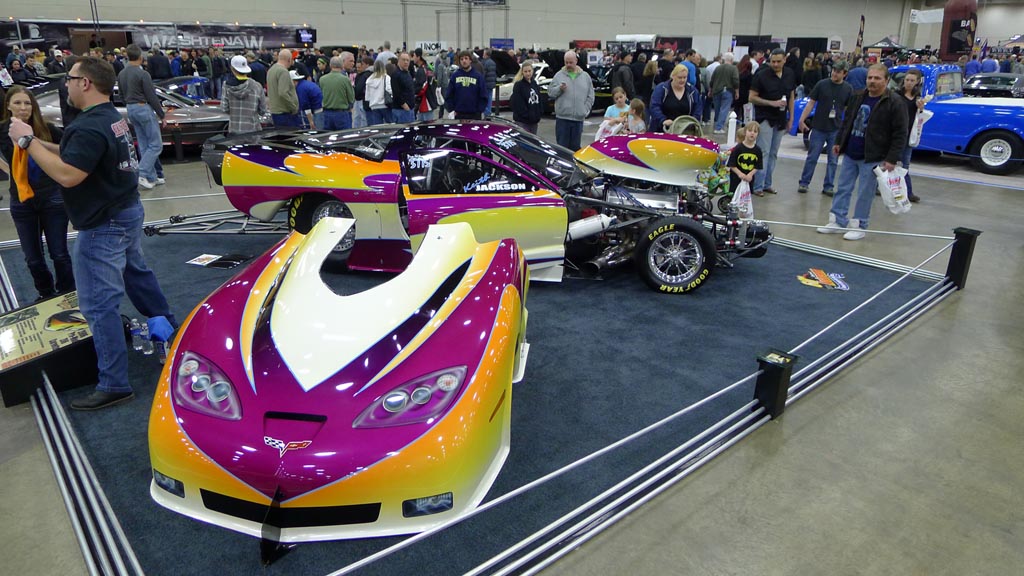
[[172, 131, 185, 162], [945, 227, 982, 290], [754, 349, 798, 419]]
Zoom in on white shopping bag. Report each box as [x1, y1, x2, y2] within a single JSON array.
[[742, 102, 754, 125], [594, 119, 624, 141], [731, 179, 754, 219], [873, 165, 912, 214], [908, 109, 933, 148]]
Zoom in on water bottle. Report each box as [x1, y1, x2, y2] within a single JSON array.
[[139, 322, 155, 355], [157, 341, 169, 364], [130, 318, 144, 351]]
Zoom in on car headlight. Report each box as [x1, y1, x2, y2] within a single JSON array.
[[171, 351, 242, 420], [353, 366, 467, 429]]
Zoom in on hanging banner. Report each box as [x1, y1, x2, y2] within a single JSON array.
[[855, 15, 865, 54]]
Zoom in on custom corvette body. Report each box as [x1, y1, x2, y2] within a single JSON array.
[[149, 218, 529, 541], [203, 120, 770, 294]]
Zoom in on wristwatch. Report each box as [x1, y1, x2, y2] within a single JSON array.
[[17, 135, 35, 150]]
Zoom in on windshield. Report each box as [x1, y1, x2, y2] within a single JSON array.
[[489, 128, 580, 188], [967, 76, 1017, 88]]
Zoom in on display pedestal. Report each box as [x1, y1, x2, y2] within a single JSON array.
[[0, 292, 97, 407]]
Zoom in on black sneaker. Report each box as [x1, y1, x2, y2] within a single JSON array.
[[71, 390, 135, 411], [822, 189, 835, 197], [797, 185, 809, 194], [909, 194, 921, 203]]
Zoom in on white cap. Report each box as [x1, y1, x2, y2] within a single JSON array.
[[230, 54, 251, 74], [289, 69, 304, 80]]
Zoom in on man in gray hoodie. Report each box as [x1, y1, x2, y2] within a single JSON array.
[[547, 51, 594, 150]]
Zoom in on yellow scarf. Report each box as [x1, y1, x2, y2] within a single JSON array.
[[12, 145, 35, 202]]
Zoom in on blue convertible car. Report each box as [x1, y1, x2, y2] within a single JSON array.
[[792, 64, 1024, 175]]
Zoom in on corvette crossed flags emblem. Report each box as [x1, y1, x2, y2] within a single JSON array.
[[264, 436, 312, 457]]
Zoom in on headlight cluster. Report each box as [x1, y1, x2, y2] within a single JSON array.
[[353, 366, 467, 429], [172, 351, 242, 420]]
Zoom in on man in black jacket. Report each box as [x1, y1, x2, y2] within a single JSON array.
[[353, 56, 373, 127], [389, 52, 416, 123], [610, 51, 636, 100], [146, 48, 172, 80], [817, 63, 907, 241]]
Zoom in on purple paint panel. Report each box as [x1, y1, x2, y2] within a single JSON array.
[[348, 239, 413, 273]]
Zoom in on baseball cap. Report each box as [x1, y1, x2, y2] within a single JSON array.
[[831, 60, 849, 71], [230, 54, 251, 74], [289, 69, 304, 80]]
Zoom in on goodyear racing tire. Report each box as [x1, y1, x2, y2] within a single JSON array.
[[288, 194, 356, 268], [969, 130, 1023, 175], [635, 217, 717, 294]]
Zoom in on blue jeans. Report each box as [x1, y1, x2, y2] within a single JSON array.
[[900, 145, 914, 198], [484, 90, 494, 116], [271, 113, 303, 127], [713, 90, 734, 131], [753, 120, 785, 192], [126, 104, 162, 181], [830, 156, 878, 229], [10, 194, 75, 299], [74, 200, 174, 394], [353, 103, 367, 128], [321, 110, 352, 130], [392, 108, 415, 123], [555, 118, 584, 150], [365, 108, 386, 126], [417, 110, 436, 122], [799, 128, 840, 192]]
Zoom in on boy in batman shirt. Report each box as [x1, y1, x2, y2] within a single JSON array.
[[727, 121, 764, 196]]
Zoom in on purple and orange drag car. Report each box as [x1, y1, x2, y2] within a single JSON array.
[[150, 218, 529, 542], [203, 120, 771, 294]]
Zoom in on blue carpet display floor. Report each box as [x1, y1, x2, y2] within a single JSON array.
[[1, 230, 934, 575]]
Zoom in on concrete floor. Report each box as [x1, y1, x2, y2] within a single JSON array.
[[1, 122, 1021, 575]]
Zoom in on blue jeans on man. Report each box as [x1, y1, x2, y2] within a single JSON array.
[[417, 110, 436, 122], [10, 195, 75, 298], [353, 103, 367, 128], [126, 103, 162, 182], [899, 145, 915, 198], [799, 128, 840, 193], [830, 155, 878, 229], [555, 118, 584, 151], [713, 90, 734, 132], [392, 108, 416, 124], [271, 112, 303, 128], [321, 109, 352, 130], [74, 200, 175, 394], [753, 119, 785, 193], [484, 90, 494, 116]]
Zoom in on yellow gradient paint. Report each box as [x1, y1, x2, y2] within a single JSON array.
[[223, 151, 401, 189], [240, 232, 305, 387]]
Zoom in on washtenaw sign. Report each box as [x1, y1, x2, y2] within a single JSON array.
[[141, 32, 264, 49]]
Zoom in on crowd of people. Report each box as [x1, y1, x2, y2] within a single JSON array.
[[0, 36, 1020, 410]]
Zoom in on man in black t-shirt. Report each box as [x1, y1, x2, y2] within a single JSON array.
[[7, 57, 177, 410], [797, 60, 853, 196], [748, 48, 796, 195]]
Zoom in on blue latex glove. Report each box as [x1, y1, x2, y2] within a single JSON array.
[[147, 315, 175, 342]]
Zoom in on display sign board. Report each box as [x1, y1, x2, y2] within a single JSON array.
[[572, 40, 602, 50], [490, 38, 514, 50], [416, 41, 448, 53], [0, 291, 97, 406]]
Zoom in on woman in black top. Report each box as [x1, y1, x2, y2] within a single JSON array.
[[510, 61, 544, 134], [899, 68, 925, 202], [734, 54, 753, 119], [649, 64, 699, 132], [0, 85, 75, 300]]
